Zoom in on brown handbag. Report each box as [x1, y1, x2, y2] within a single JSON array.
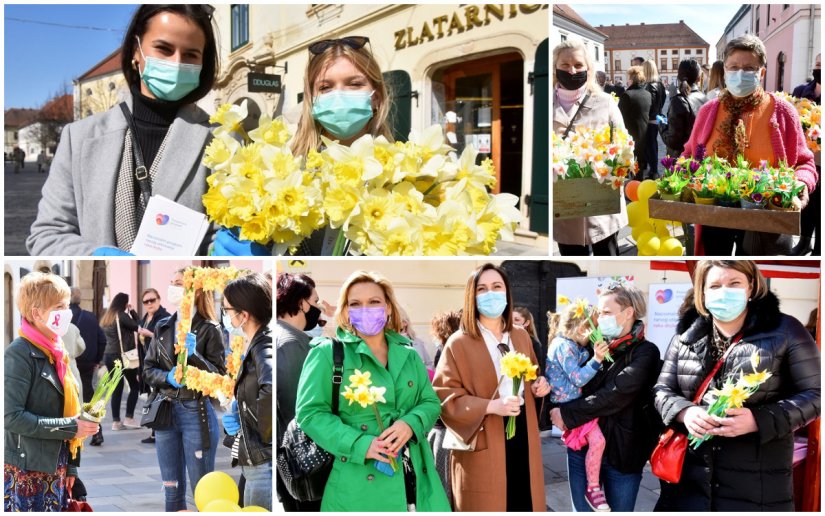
[[650, 334, 743, 483]]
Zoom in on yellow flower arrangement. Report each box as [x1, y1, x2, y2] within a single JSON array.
[[341, 369, 397, 471], [172, 266, 248, 400], [776, 92, 821, 152], [499, 351, 538, 439]]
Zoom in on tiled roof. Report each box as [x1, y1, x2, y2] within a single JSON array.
[[77, 49, 122, 81], [4, 108, 38, 128], [40, 94, 74, 122], [554, 4, 608, 38], [596, 21, 709, 49]]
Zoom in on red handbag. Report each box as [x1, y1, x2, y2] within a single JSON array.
[[66, 486, 93, 512], [650, 334, 742, 483]]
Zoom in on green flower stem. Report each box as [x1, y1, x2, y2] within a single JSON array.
[[506, 377, 522, 440], [585, 314, 613, 363], [331, 228, 347, 256], [371, 404, 398, 472]]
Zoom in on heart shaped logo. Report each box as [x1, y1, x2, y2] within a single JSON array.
[[655, 289, 673, 304], [155, 214, 170, 225]]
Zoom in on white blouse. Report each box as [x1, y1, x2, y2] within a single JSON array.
[[478, 322, 525, 403]]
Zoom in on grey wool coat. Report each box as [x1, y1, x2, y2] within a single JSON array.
[[26, 93, 215, 256]]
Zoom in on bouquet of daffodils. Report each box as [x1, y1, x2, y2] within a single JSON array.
[[552, 123, 636, 189], [342, 369, 396, 472], [776, 92, 821, 152], [499, 351, 538, 439], [202, 102, 522, 256], [81, 360, 124, 422], [689, 352, 772, 449]]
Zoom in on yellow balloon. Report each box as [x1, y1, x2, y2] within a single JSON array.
[[241, 507, 268, 512], [639, 234, 661, 256], [195, 472, 239, 511], [626, 201, 649, 227], [659, 237, 685, 256], [631, 222, 655, 241], [652, 219, 672, 238], [202, 499, 241, 512], [636, 231, 657, 246], [637, 180, 658, 202]]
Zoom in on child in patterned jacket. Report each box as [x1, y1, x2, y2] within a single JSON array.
[[546, 302, 611, 512]]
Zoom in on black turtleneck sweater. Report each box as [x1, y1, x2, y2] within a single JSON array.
[[129, 84, 185, 169]]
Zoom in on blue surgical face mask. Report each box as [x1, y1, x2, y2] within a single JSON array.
[[476, 291, 508, 318], [311, 89, 374, 139], [137, 36, 202, 101], [305, 323, 325, 340], [222, 311, 246, 338], [724, 70, 761, 98], [704, 287, 748, 322], [597, 314, 624, 339]]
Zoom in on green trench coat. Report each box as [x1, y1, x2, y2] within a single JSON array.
[[296, 328, 451, 512]]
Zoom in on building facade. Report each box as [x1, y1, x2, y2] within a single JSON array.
[[716, 4, 752, 61], [73, 49, 127, 120], [753, 4, 820, 93], [552, 4, 608, 73], [596, 21, 710, 87], [3, 108, 37, 156], [206, 4, 550, 237]]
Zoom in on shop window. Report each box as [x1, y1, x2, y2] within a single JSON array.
[[231, 5, 249, 52]]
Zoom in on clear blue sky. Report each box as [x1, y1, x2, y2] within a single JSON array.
[[4, 4, 138, 108], [568, 3, 744, 54]]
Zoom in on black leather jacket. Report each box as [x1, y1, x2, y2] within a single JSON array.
[[660, 84, 709, 155], [654, 292, 820, 511], [226, 328, 273, 466], [143, 312, 226, 400]]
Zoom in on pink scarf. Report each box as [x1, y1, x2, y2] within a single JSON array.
[[20, 318, 67, 386], [555, 84, 587, 113]]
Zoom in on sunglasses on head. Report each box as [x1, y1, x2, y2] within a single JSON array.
[[308, 36, 370, 56], [142, 297, 158, 305]]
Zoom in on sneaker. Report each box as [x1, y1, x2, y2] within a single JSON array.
[[111, 421, 124, 431], [123, 417, 141, 429], [141, 436, 155, 444], [585, 485, 611, 512]]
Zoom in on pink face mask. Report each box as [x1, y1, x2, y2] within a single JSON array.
[[349, 306, 387, 336]]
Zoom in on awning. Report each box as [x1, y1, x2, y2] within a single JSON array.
[[650, 260, 821, 279]]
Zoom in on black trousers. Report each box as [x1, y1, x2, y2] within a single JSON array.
[[558, 233, 619, 256], [504, 409, 533, 511], [800, 175, 821, 254], [644, 123, 660, 179], [104, 354, 139, 420], [76, 361, 96, 403]]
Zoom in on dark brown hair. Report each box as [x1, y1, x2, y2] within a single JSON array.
[[224, 272, 272, 327], [460, 263, 514, 340], [121, 4, 219, 104], [693, 260, 769, 317], [276, 273, 315, 318]]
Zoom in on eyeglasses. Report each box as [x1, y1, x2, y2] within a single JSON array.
[[220, 307, 237, 319], [142, 297, 158, 305], [308, 36, 370, 56]]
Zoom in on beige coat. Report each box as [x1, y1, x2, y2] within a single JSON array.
[[553, 89, 629, 246], [432, 327, 545, 512]]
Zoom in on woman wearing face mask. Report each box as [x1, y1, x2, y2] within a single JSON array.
[[219, 273, 272, 510], [653, 260, 820, 510], [274, 272, 323, 511], [27, 5, 219, 256], [295, 271, 450, 511], [143, 268, 225, 511], [216, 36, 394, 255], [433, 263, 550, 511], [4, 272, 100, 511], [553, 39, 628, 256], [681, 35, 817, 255], [137, 288, 170, 444], [549, 282, 662, 512], [99, 293, 143, 431]]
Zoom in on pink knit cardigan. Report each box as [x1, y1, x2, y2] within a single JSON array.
[[682, 93, 818, 193]]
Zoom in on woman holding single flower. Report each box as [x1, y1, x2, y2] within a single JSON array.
[[295, 271, 449, 511], [433, 263, 550, 511], [653, 260, 820, 511], [5, 272, 100, 511]]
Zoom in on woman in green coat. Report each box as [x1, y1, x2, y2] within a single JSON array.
[[296, 270, 451, 512]]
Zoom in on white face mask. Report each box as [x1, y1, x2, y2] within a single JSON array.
[[45, 308, 73, 337], [167, 285, 184, 308]]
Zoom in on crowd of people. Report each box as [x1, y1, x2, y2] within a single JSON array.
[[275, 260, 821, 512], [4, 268, 273, 511], [554, 34, 820, 256]]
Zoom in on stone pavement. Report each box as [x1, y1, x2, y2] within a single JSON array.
[[4, 160, 48, 256], [77, 392, 240, 512]]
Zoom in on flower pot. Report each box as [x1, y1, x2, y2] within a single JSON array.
[[767, 202, 795, 212], [658, 191, 681, 201], [693, 196, 716, 205], [740, 198, 765, 209], [716, 199, 740, 208]]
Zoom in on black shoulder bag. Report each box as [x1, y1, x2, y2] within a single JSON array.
[[119, 102, 153, 208], [277, 339, 344, 502]]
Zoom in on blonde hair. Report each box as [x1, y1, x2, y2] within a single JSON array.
[[598, 283, 647, 320], [693, 260, 769, 317], [558, 304, 590, 342], [552, 38, 600, 95], [335, 270, 403, 333], [291, 42, 393, 158], [627, 66, 646, 86], [642, 60, 659, 82], [707, 60, 725, 91], [18, 272, 71, 323]]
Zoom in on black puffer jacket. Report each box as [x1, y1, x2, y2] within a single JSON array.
[[559, 326, 662, 474], [229, 328, 272, 467], [653, 292, 821, 511], [143, 312, 226, 399], [660, 85, 708, 156], [646, 80, 667, 120]]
